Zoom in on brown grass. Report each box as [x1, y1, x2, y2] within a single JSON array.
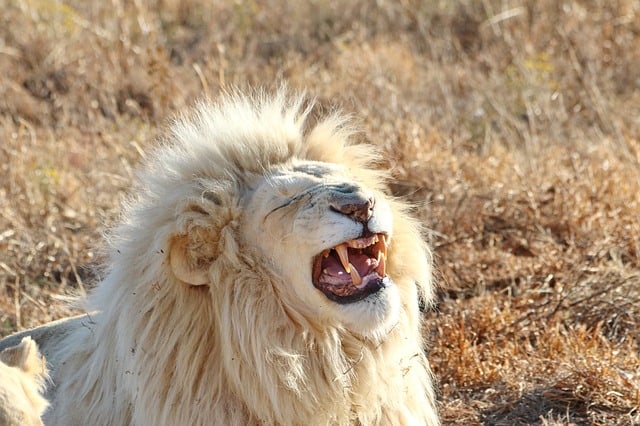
[[1, 1, 639, 424]]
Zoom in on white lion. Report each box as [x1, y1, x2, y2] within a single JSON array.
[[0, 337, 49, 426], [0, 91, 439, 425]]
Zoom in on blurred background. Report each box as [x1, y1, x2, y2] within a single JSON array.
[[1, 1, 639, 424]]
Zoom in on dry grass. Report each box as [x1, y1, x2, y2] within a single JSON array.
[[1, 0, 639, 424]]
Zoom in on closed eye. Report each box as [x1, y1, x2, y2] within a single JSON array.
[[265, 190, 312, 221], [264, 183, 326, 221]]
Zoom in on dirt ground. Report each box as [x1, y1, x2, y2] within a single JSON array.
[[1, 1, 639, 424]]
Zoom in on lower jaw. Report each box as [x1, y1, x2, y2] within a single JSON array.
[[318, 276, 390, 304]]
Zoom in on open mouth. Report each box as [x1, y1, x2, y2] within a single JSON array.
[[312, 233, 389, 304]]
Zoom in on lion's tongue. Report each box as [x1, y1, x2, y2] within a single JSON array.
[[322, 252, 374, 283]]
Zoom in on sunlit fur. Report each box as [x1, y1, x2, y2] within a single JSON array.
[[0, 337, 49, 426], [0, 91, 439, 425]]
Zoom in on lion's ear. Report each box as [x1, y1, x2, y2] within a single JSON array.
[[169, 190, 237, 286], [0, 337, 41, 376], [170, 234, 212, 286]]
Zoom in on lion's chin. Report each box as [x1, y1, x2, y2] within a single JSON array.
[[335, 282, 401, 339]]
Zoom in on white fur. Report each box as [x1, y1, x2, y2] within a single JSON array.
[[0, 90, 439, 425], [0, 337, 49, 426]]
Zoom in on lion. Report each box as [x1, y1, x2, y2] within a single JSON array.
[[0, 337, 49, 426], [0, 91, 439, 425]]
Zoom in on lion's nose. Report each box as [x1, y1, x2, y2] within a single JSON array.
[[330, 193, 375, 223]]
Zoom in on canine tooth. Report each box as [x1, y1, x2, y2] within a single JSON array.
[[335, 244, 350, 273], [380, 238, 388, 257], [349, 263, 362, 286], [322, 249, 330, 258], [378, 252, 386, 276]]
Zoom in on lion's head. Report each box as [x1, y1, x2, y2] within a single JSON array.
[[156, 91, 432, 341]]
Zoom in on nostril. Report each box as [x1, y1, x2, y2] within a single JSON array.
[[330, 196, 374, 223]]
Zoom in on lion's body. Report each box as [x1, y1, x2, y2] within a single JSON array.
[[0, 337, 49, 426], [0, 91, 439, 425]]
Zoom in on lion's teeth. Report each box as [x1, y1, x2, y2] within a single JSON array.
[[378, 252, 386, 276], [347, 240, 364, 249], [349, 263, 362, 286], [335, 244, 350, 273], [322, 249, 330, 258], [346, 235, 379, 249]]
